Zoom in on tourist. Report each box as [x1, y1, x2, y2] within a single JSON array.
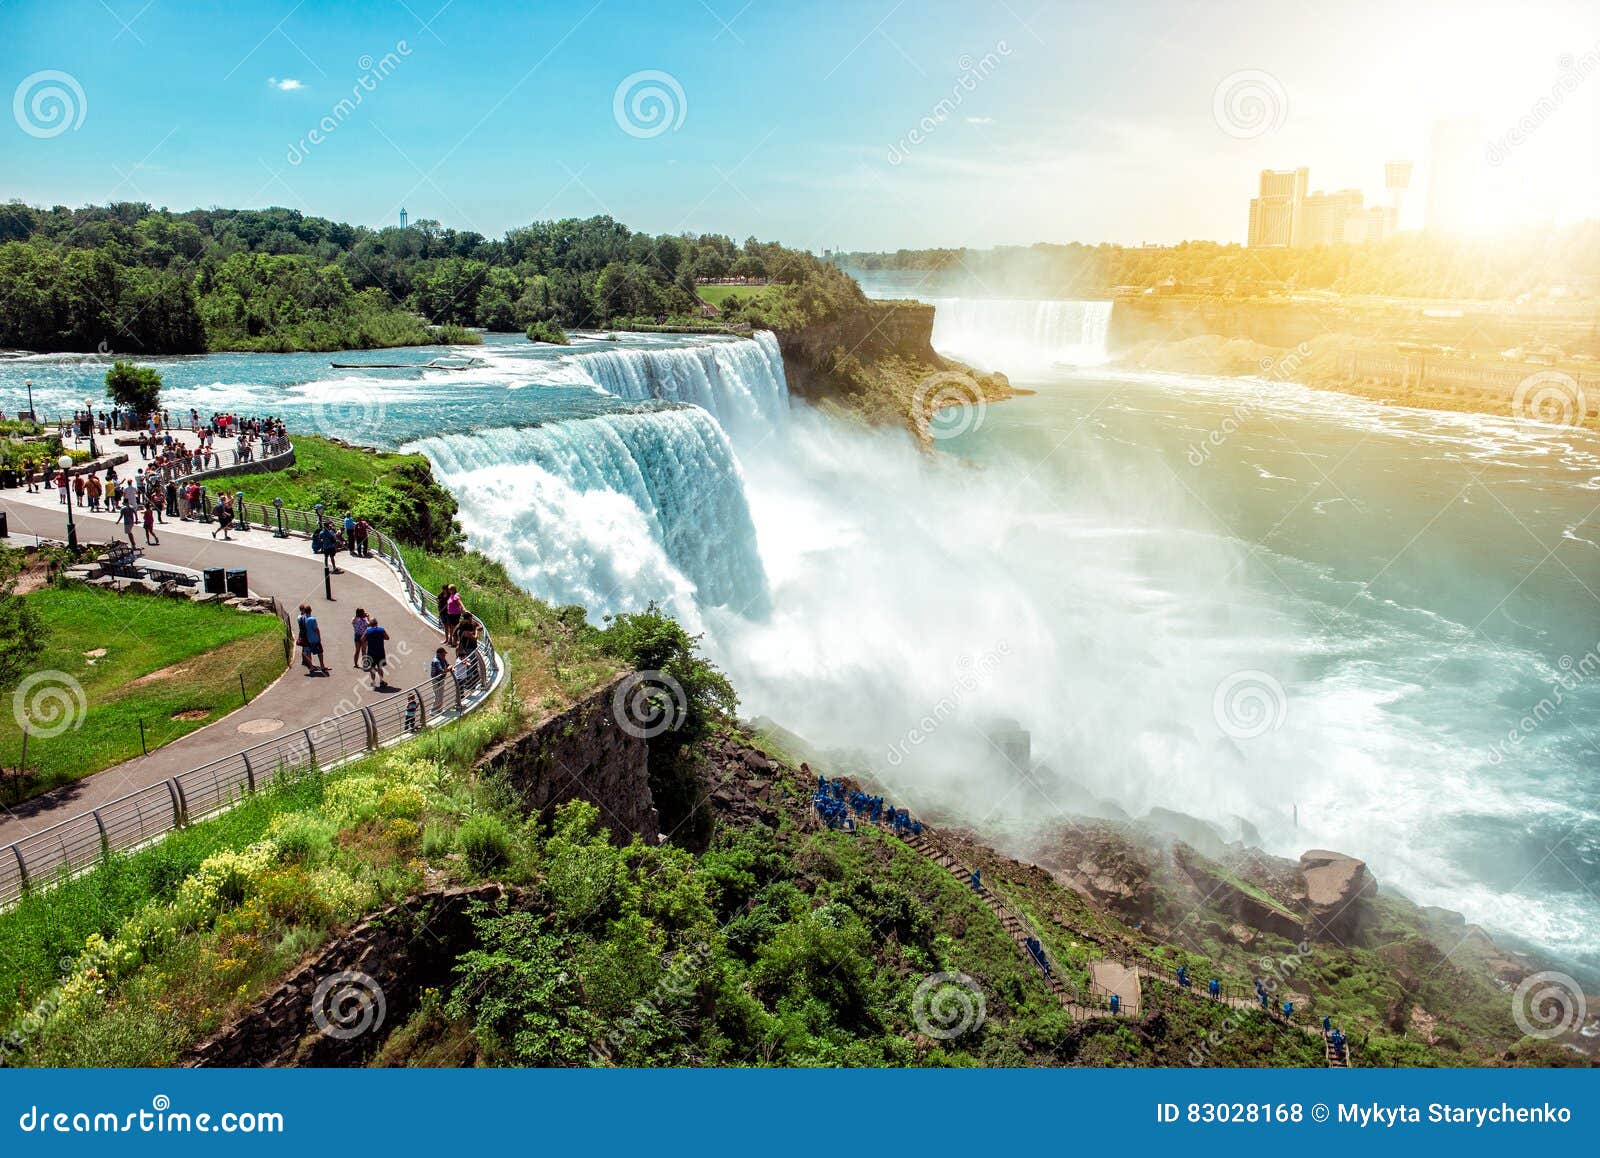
[[1209, 978, 1221, 999], [403, 693, 420, 733], [85, 473, 101, 511], [296, 603, 330, 675], [141, 499, 159, 545], [72, 474, 85, 506], [429, 646, 451, 713], [363, 616, 390, 688], [442, 584, 463, 644], [118, 499, 137, 550], [352, 516, 372, 557], [211, 494, 234, 540], [1109, 994, 1120, 1015], [351, 607, 371, 669], [454, 612, 479, 661]]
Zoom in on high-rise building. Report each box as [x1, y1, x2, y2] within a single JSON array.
[[1300, 188, 1367, 245], [1247, 167, 1308, 247], [1248, 166, 1398, 247]]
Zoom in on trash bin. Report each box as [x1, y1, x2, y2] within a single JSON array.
[[225, 569, 248, 598], [202, 567, 225, 594], [0, 510, 7, 538]]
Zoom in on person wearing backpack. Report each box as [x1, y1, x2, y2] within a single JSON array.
[[296, 603, 330, 675], [362, 616, 390, 689]]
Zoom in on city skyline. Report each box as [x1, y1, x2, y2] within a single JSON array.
[[2, 0, 1597, 250]]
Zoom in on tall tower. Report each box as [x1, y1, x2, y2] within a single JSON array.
[[399, 207, 409, 230]]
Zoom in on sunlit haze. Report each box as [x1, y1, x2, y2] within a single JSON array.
[[3, 0, 1595, 247]]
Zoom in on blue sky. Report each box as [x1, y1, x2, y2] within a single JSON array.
[[2, 0, 1596, 248]]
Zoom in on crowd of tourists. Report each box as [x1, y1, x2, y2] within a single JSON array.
[[293, 576, 486, 709], [56, 409, 290, 482]]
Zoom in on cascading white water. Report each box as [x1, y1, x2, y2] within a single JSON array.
[[927, 297, 1112, 370], [410, 406, 770, 620], [392, 324, 1599, 977], [564, 331, 789, 434]]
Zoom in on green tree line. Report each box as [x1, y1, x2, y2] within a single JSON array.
[[0, 201, 861, 354]]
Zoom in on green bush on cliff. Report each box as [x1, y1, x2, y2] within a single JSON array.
[[525, 319, 568, 345]]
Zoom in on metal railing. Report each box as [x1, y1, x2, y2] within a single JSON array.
[[0, 452, 506, 908]]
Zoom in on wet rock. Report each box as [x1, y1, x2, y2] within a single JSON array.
[[1298, 849, 1377, 943]]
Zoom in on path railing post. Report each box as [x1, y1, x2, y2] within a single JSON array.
[[165, 778, 186, 826]]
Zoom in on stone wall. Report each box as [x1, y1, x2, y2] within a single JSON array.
[[186, 884, 508, 1067], [185, 446, 296, 484], [475, 671, 660, 844]]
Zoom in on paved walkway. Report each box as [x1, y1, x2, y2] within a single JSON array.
[[0, 489, 444, 846]]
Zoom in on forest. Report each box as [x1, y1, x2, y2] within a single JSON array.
[[0, 201, 860, 354]]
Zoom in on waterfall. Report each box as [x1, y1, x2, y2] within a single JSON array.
[[928, 298, 1113, 371], [409, 405, 770, 620], [566, 331, 789, 433]]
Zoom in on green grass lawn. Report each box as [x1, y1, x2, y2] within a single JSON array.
[[697, 283, 776, 308], [227, 435, 424, 512], [0, 585, 288, 797]]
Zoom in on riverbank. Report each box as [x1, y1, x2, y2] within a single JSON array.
[[1113, 331, 1600, 430]]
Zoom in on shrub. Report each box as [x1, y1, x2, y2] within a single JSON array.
[[525, 319, 569, 345], [458, 814, 514, 875], [421, 822, 456, 859], [269, 813, 336, 863]]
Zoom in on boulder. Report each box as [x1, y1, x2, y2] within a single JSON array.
[[1298, 849, 1377, 943], [1173, 843, 1302, 941]]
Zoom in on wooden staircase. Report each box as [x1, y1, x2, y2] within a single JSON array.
[[805, 784, 1354, 1067], [895, 822, 1353, 1065]]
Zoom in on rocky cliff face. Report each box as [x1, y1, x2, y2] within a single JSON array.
[[475, 672, 660, 844], [774, 300, 941, 401], [775, 300, 1016, 445], [188, 884, 509, 1067]]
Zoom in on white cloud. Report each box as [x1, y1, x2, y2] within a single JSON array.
[[965, 116, 993, 125], [268, 77, 305, 92]]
